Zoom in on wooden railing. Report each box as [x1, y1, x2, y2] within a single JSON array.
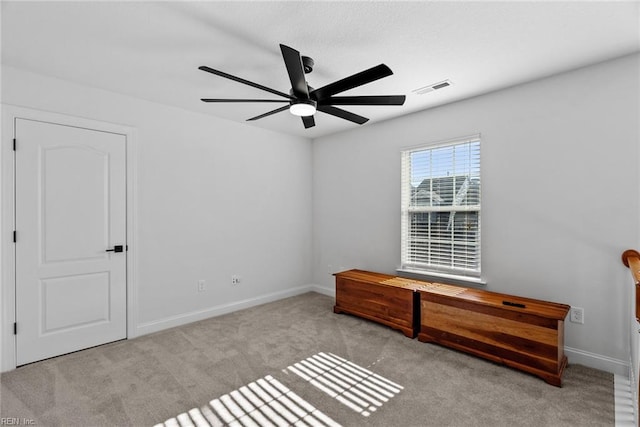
[[622, 249, 640, 322], [622, 249, 640, 422]]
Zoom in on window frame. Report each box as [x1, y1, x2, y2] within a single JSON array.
[[399, 134, 483, 284]]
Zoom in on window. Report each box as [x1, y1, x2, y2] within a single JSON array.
[[400, 135, 481, 280]]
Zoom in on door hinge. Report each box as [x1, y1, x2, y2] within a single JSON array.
[[13, 231, 16, 243], [13, 138, 16, 151], [13, 323, 17, 335]]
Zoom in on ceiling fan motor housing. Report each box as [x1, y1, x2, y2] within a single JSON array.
[[290, 86, 315, 98]]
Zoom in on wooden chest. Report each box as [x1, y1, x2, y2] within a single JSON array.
[[333, 270, 419, 337], [417, 286, 570, 386]]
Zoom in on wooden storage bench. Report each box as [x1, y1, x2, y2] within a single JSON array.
[[333, 270, 420, 338], [417, 286, 570, 386], [333, 269, 570, 386]]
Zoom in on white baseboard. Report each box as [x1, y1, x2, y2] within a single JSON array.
[[135, 285, 316, 337], [309, 284, 335, 297], [565, 346, 629, 376]]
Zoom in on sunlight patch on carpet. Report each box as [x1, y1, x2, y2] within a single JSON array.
[[285, 352, 403, 417], [155, 375, 341, 427]]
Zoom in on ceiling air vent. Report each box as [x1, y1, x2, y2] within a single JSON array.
[[412, 79, 453, 95]]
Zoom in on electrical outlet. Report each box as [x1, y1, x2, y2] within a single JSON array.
[[198, 280, 206, 292], [231, 275, 241, 285], [570, 307, 584, 324]]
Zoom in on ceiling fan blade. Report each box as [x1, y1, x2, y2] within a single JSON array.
[[317, 105, 369, 125], [199, 66, 293, 100], [201, 98, 289, 103], [319, 95, 406, 106], [246, 105, 290, 121], [280, 44, 309, 99], [311, 64, 393, 101], [301, 115, 315, 129]]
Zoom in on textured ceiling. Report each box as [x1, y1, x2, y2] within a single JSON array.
[[2, 1, 639, 139]]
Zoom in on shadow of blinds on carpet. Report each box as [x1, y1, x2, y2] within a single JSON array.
[[155, 374, 341, 427], [286, 352, 404, 417]]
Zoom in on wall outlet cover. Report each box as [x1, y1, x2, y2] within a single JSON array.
[[570, 307, 584, 324]]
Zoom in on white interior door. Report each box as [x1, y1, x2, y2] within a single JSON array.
[[15, 118, 127, 366]]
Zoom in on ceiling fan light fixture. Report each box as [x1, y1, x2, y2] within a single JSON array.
[[289, 99, 317, 116]]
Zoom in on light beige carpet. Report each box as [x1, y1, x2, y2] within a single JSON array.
[[1, 292, 613, 426]]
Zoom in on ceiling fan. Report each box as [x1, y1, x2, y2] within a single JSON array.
[[199, 44, 406, 129]]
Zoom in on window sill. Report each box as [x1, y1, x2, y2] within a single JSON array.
[[396, 268, 487, 287]]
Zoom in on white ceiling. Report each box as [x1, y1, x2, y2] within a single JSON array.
[[2, 1, 639, 139]]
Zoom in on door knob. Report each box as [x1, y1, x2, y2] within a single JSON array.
[[106, 245, 124, 253]]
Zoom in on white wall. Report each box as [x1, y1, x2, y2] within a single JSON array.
[[2, 66, 313, 337], [312, 53, 640, 371]]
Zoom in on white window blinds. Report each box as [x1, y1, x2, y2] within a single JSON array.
[[401, 135, 481, 278]]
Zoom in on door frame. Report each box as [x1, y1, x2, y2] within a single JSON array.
[[1, 105, 138, 372]]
